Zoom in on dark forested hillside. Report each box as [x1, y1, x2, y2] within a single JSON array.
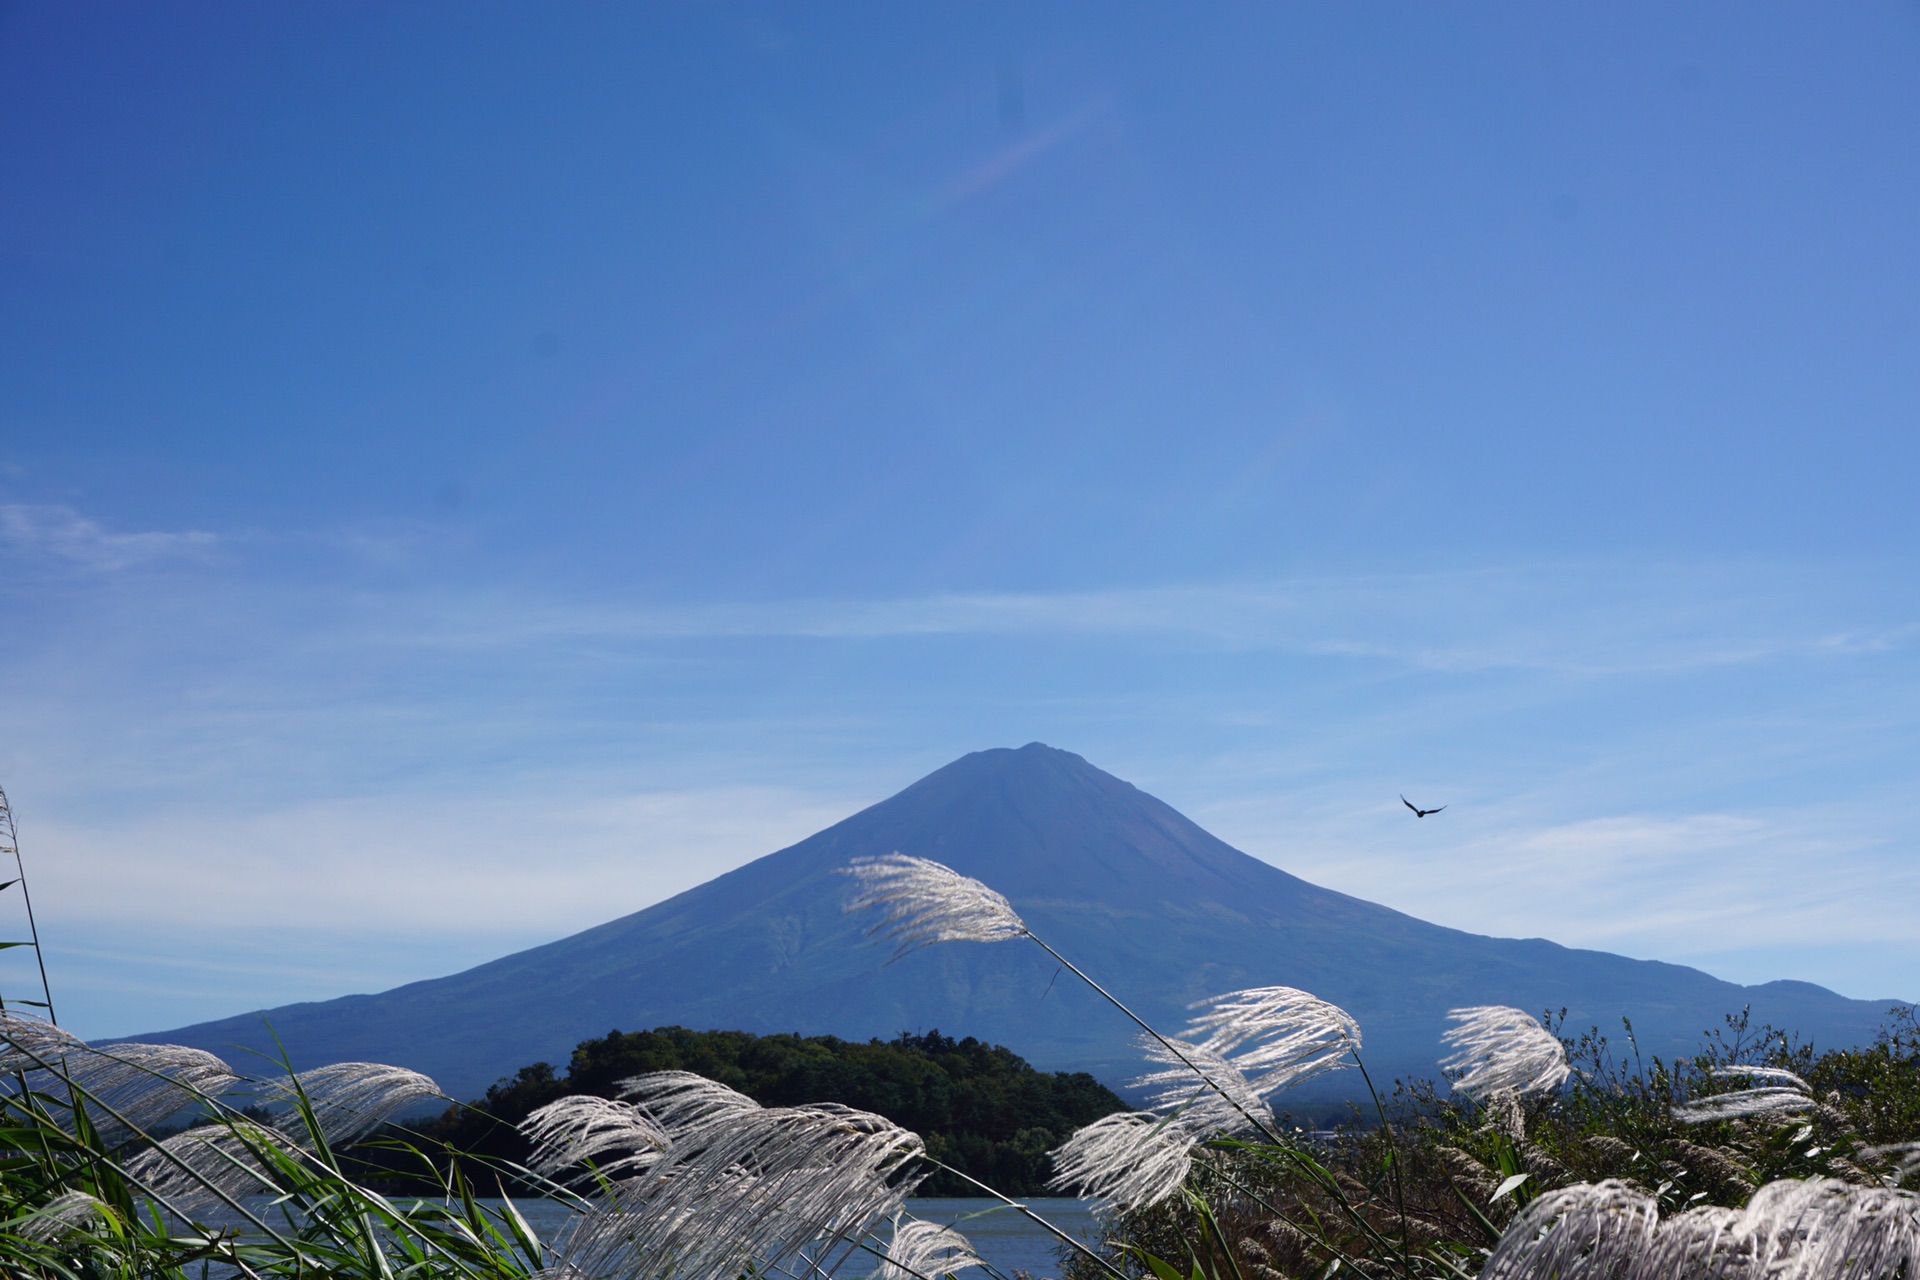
[[398, 1026, 1127, 1195]]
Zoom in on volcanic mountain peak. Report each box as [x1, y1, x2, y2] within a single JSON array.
[[137, 744, 1904, 1103]]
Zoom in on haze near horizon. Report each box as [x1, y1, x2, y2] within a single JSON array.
[[2, 4, 1917, 1038]]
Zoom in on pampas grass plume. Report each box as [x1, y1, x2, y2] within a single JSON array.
[[1441, 1006, 1571, 1101], [1048, 1111, 1198, 1214], [873, 1216, 986, 1280], [841, 854, 1028, 960]]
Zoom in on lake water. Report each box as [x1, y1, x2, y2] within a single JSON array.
[[904, 1199, 1107, 1278], [202, 1195, 1106, 1278]]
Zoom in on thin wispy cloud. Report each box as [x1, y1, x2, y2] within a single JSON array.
[[934, 98, 1114, 208], [0, 504, 218, 573], [343, 566, 1918, 680], [5, 504, 1905, 681]]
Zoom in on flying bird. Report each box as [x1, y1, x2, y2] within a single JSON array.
[[1401, 795, 1446, 818]]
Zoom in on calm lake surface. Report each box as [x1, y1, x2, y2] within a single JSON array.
[[906, 1199, 1107, 1278], [202, 1196, 1106, 1278]]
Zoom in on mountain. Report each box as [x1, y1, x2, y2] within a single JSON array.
[[137, 744, 1907, 1103]]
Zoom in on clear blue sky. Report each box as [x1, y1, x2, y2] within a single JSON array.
[[3, 3, 1917, 1038]]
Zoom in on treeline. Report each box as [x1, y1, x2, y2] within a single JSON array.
[[379, 1026, 1126, 1196]]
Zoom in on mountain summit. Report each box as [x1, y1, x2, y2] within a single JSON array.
[[142, 744, 1903, 1101]]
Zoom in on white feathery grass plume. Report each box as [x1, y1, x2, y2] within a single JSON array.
[[268, 1061, 444, 1145], [556, 1120, 914, 1280], [1675, 1067, 1815, 1124], [617, 1069, 765, 1144], [0, 1017, 241, 1144], [1730, 1177, 1848, 1277], [1129, 1037, 1274, 1137], [51, 1042, 241, 1143], [1, 1033, 240, 1144], [0, 1011, 85, 1071], [552, 1096, 928, 1280], [1181, 986, 1360, 1096], [1478, 1179, 1660, 1280], [521, 1095, 671, 1186], [1674, 1088, 1816, 1124], [841, 854, 1028, 960], [1790, 1182, 1920, 1279], [17, 1190, 114, 1244], [872, 1216, 986, 1280], [1624, 1204, 1750, 1280], [123, 1122, 304, 1211], [1707, 1065, 1810, 1088], [1475, 1177, 1920, 1280], [1734, 1177, 1920, 1280], [1048, 1111, 1198, 1214], [1441, 1006, 1571, 1101]]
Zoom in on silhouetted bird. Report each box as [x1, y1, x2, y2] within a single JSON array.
[[1401, 795, 1446, 818]]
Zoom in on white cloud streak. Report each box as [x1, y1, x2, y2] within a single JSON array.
[[0, 504, 217, 572], [326, 562, 1920, 683]]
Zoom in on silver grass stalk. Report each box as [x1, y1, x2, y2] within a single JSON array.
[[840, 859, 1281, 1148], [617, 1070, 766, 1144], [267, 1061, 445, 1145], [1479, 1179, 1660, 1280], [1735, 1177, 1920, 1280], [1707, 1064, 1810, 1089], [872, 1216, 986, 1280], [44, 1042, 242, 1144], [1737, 1178, 1850, 1277], [123, 1122, 304, 1210], [18, 1190, 114, 1244], [1048, 1111, 1198, 1214], [0, 1011, 86, 1070], [558, 1147, 906, 1280], [1674, 1087, 1816, 1124], [1180, 985, 1361, 1095], [1441, 1006, 1571, 1101], [522, 1094, 671, 1185], [1129, 1037, 1274, 1137], [1484, 1088, 1528, 1141], [1788, 1182, 1920, 1279], [1672, 1064, 1816, 1124], [547, 1095, 928, 1280], [1624, 1204, 1750, 1280], [841, 854, 1029, 960], [1478, 1177, 1920, 1280], [0, 1018, 242, 1144]]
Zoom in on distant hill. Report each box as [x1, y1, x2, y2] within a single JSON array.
[[383, 1026, 1125, 1196], [138, 744, 1910, 1102]]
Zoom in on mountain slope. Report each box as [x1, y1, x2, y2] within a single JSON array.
[[139, 744, 1906, 1101]]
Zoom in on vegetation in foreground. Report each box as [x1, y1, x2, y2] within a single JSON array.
[[386, 1025, 1125, 1196], [1078, 1006, 1920, 1280], [0, 849, 1915, 1279]]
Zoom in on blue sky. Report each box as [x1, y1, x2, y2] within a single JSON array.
[[2, 3, 1917, 1039]]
